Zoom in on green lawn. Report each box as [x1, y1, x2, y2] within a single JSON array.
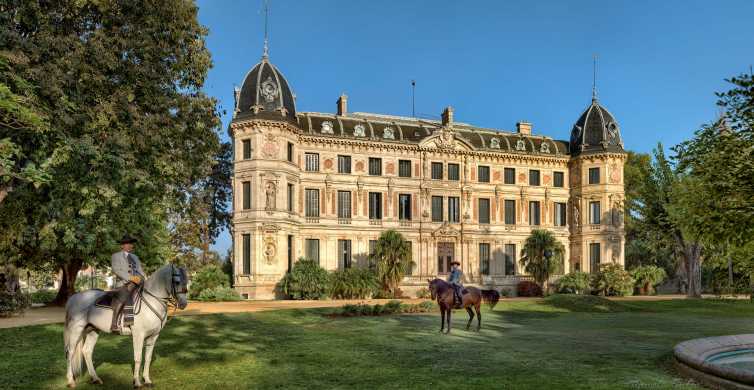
[[2, 297, 754, 389]]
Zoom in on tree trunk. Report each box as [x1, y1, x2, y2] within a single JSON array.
[[51, 259, 83, 306], [0, 183, 12, 205], [685, 244, 703, 298]]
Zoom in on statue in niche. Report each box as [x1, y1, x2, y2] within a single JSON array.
[[490, 138, 500, 149], [383, 127, 395, 139], [516, 138, 526, 151], [265, 181, 277, 210], [353, 124, 366, 137], [540, 142, 550, 153]]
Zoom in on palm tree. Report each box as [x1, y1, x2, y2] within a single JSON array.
[[370, 229, 412, 297], [519, 229, 565, 292]]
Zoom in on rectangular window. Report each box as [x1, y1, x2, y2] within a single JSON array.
[[369, 192, 382, 220], [242, 139, 251, 160], [287, 235, 293, 273], [589, 167, 600, 184], [305, 153, 319, 172], [242, 234, 251, 274], [504, 168, 516, 184], [447, 163, 460, 181], [338, 155, 351, 174], [338, 239, 352, 269], [369, 157, 382, 176], [369, 239, 378, 268], [405, 241, 413, 275], [287, 183, 294, 212], [448, 197, 460, 223], [504, 244, 516, 275], [287, 142, 294, 162], [553, 171, 564, 188], [431, 162, 443, 180], [478, 198, 490, 224], [305, 189, 320, 217], [590, 201, 601, 224], [242, 181, 251, 210], [529, 170, 540, 186], [305, 239, 320, 264], [589, 243, 601, 273], [399, 194, 412, 220], [504, 200, 516, 225], [479, 243, 490, 275], [554, 202, 567, 226], [431, 196, 444, 222], [529, 201, 541, 226], [337, 191, 351, 219], [398, 160, 412, 178], [478, 166, 490, 183]]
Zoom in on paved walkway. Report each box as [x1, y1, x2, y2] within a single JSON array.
[[0, 299, 426, 329], [0, 294, 706, 329]]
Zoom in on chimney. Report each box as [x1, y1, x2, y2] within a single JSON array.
[[441, 106, 454, 126], [516, 121, 532, 135], [336, 94, 348, 116]]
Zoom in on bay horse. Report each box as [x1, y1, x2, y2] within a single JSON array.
[[63, 264, 188, 388], [427, 278, 500, 333]]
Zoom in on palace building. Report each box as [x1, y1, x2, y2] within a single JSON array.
[[229, 52, 626, 299]]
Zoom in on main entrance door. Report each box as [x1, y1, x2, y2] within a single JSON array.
[[437, 242, 454, 274]]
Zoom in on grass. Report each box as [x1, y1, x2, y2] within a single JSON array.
[[3, 297, 754, 389]]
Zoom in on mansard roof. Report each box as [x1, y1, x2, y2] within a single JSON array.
[[296, 111, 570, 156]]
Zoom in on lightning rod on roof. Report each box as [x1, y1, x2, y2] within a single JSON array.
[[592, 54, 598, 101], [262, 0, 270, 58]]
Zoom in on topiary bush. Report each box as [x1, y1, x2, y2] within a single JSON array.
[[279, 258, 330, 300], [591, 263, 635, 296], [415, 287, 431, 299], [338, 300, 435, 317], [329, 268, 379, 299], [196, 286, 241, 302], [0, 290, 31, 317], [517, 280, 543, 297], [190, 264, 229, 299], [30, 289, 57, 305], [630, 265, 667, 295], [557, 271, 591, 294]]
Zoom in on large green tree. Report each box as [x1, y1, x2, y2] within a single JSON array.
[[519, 229, 564, 291], [370, 230, 412, 297], [0, 0, 223, 304]]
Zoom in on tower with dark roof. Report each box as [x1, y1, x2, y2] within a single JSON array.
[[234, 54, 297, 124], [567, 94, 627, 274]]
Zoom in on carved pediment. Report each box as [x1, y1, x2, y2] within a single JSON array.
[[258, 223, 281, 233], [418, 127, 474, 151], [432, 222, 460, 238]]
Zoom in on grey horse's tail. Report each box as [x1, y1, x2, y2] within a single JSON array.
[[64, 302, 85, 379]]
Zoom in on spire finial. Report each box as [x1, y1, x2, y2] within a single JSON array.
[[262, 0, 270, 58], [592, 54, 598, 102]]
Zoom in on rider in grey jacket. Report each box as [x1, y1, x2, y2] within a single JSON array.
[[447, 261, 463, 306]]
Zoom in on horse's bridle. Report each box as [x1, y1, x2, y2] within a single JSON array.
[[141, 264, 186, 327]]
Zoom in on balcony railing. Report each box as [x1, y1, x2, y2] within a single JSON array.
[[399, 220, 414, 228], [305, 217, 320, 224], [589, 224, 601, 230], [338, 218, 352, 225], [369, 219, 383, 226]]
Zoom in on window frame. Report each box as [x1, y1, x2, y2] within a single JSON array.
[[305, 153, 320, 172], [529, 200, 541, 226], [504, 199, 516, 225], [589, 167, 600, 185], [478, 198, 490, 224], [242, 181, 251, 210], [431, 195, 444, 222], [242, 139, 251, 160], [305, 189, 320, 217], [398, 160, 412, 178], [479, 243, 491, 275], [504, 168, 516, 185], [590, 201, 601, 225], [369, 192, 383, 220], [431, 162, 443, 180], [447, 163, 460, 181], [398, 193, 412, 221], [305, 239, 320, 264], [529, 169, 541, 186], [337, 155, 352, 174], [368, 157, 382, 176], [448, 196, 460, 223], [337, 190, 351, 219], [553, 171, 564, 188], [478, 166, 490, 183]]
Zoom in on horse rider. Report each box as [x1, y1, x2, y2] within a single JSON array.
[[447, 260, 464, 307], [110, 234, 145, 333]]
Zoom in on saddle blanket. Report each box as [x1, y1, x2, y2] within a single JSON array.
[[94, 290, 136, 327]]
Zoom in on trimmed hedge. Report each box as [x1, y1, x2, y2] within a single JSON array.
[[196, 286, 241, 302], [279, 259, 330, 300], [329, 268, 378, 299], [557, 271, 591, 294], [30, 289, 57, 305], [517, 280, 543, 297], [338, 300, 436, 317]]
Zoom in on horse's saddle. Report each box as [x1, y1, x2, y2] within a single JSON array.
[[93, 290, 117, 309], [94, 288, 139, 330]]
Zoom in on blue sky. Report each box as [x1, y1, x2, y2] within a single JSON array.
[[198, 0, 754, 255]]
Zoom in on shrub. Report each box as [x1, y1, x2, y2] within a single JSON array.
[[557, 271, 591, 294], [500, 289, 512, 298], [591, 263, 635, 296], [279, 259, 330, 300], [544, 294, 638, 313], [75, 275, 108, 291], [190, 264, 229, 299], [329, 268, 378, 299], [630, 265, 667, 295], [336, 300, 436, 317], [30, 289, 57, 304], [415, 287, 431, 299], [0, 291, 31, 317], [196, 286, 241, 302], [517, 280, 543, 297]]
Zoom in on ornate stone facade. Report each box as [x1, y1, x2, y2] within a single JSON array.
[[229, 55, 626, 299]]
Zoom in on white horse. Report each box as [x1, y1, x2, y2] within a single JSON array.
[[64, 264, 188, 388]]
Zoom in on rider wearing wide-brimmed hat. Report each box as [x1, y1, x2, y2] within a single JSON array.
[[447, 260, 464, 307], [109, 234, 145, 333]]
